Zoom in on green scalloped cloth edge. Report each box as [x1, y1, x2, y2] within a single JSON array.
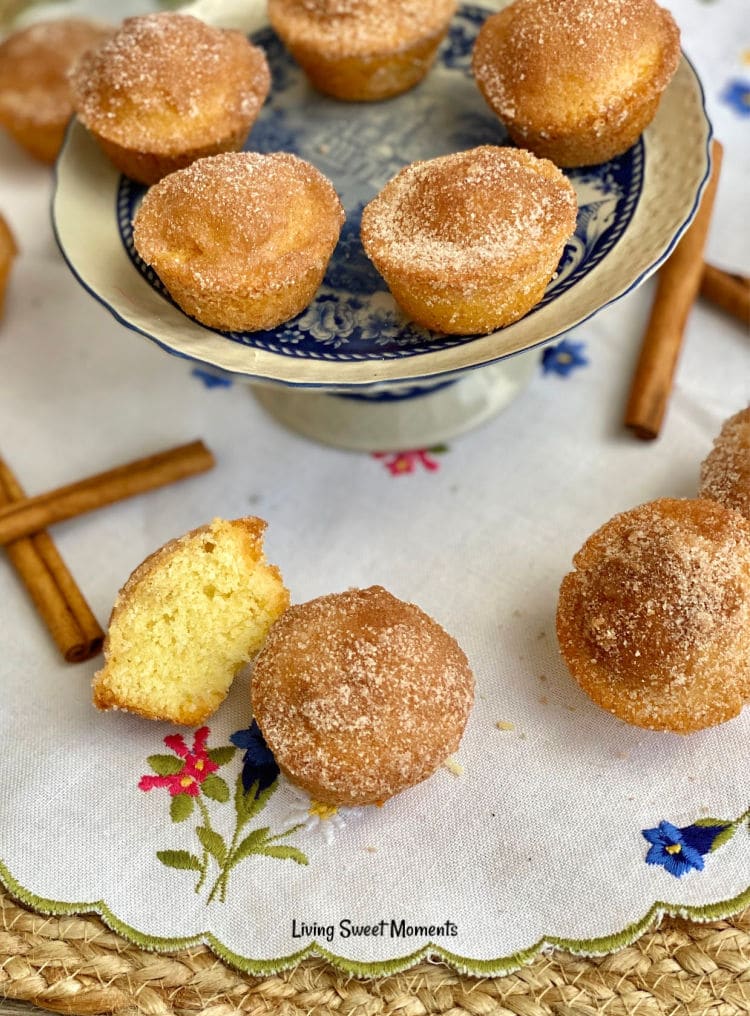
[[1, 858, 749, 978]]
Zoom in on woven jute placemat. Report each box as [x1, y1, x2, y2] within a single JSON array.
[[1, 888, 748, 1016]]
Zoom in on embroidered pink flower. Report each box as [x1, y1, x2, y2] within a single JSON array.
[[139, 726, 219, 797], [373, 447, 445, 475]]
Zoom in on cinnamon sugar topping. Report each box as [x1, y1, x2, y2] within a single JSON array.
[[472, 0, 680, 126], [251, 586, 474, 806], [700, 407, 750, 521], [361, 146, 577, 280], [268, 0, 456, 58], [69, 13, 270, 151]]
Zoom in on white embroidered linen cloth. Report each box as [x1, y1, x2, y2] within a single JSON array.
[[0, 0, 748, 975]]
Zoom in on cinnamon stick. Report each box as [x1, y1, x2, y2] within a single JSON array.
[[625, 139, 724, 440], [0, 439, 215, 546], [700, 263, 750, 326], [0, 460, 104, 663]]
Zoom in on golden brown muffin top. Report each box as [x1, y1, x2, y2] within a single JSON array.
[[133, 151, 344, 294], [251, 586, 474, 806], [562, 498, 750, 687], [69, 13, 270, 152], [361, 145, 577, 282], [268, 0, 457, 58], [472, 0, 680, 129], [700, 407, 750, 521], [0, 18, 112, 128]]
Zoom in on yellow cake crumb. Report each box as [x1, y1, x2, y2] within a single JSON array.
[[93, 517, 289, 724]]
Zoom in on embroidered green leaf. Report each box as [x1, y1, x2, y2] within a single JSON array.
[[156, 850, 202, 872], [207, 746, 237, 766], [693, 817, 732, 827], [229, 827, 272, 867], [257, 844, 309, 866], [169, 794, 194, 823], [147, 754, 183, 776], [196, 826, 227, 866], [201, 775, 230, 803], [234, 775, 278, 826]]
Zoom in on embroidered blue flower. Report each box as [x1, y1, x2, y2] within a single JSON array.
[[192, 368, 232, 389], [642, 820, 732, 877], [230, 720, 279, 796], [720, 80, 750, 117], [541, 339, 588, 376]]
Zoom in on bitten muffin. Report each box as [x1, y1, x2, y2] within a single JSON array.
[[93, 518, 289, 725], [700, 406, 750, 521], [267, 0, 457, 101], [472, 0, 680, 167], [252, 586, 474, 806], [133, 151, 344, 332], [360, 145, 577, 334], [0, 18, 111, 163], [556, 498, 750, 733], [69, 13, 270, 184]]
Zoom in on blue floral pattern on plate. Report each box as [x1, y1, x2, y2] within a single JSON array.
[[117, 5, 643, 364]]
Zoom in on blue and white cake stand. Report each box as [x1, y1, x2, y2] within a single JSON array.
[[53, 3, 712, 450]]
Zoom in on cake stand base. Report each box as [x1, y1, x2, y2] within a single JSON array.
[[251, 351, 539, 452]]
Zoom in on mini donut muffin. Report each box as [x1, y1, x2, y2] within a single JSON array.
[[69, 13, 270, 185], [252, 586, 474, 806], [0, 18, 112, 164], [557, 498, 750, 734], [133, 151, 344, 332], [472, 0, 680, 167], [700, 407, 750, 521], [267, 0, 456, 101], [93, 518, 289, 725], [360, 145, 577, 334]]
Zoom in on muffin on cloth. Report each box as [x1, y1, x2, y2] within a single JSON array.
[[557, 498, 750, 733], [69, 13, 270, 184], [0, 18, 112, 163], [472, 0, 680, 167], [267, 0, 456, 101], [93, 518, 289, 725], [252, 586, 474, 806], [700, 406, 750, 522], [360, 145, 577, 334], [133, 150, 344, 332]]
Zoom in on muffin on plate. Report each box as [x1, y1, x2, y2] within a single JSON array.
[[267, 0, 457, 101], [557, 498, 750, 733], [360, 145, 577, 334], [133, 151, 344, 332], [472, 0, 680, 167], [93, 517, 289, 725], [69, 13, 270, 184], [0, 18, 112, 163], [252, 585, 474, 806]]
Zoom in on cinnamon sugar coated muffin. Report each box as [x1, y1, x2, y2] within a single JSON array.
[[252, 586, 474, 806], [472, 0, 680, 167], [0, 18, 112, 163], [556, 498, 750, 733], [700, 407, 750, 521], [133, 151, 344, 332], [69, 13, 270, 184], [268, 0, 457, 101], [360, 145, 577, 334], [93, 518, 289, 725]]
